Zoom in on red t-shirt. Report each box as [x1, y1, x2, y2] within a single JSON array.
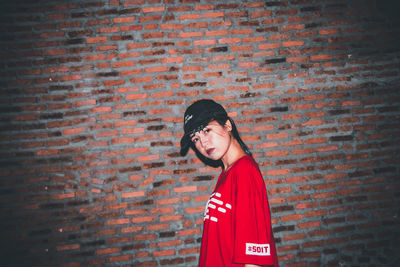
[[199, 156, 279, 267]]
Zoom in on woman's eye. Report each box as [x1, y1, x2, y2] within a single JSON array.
[[204, 128, 210, 134], [192, 137, 199, 143]]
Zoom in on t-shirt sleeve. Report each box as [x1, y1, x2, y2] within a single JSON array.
[[232, 159, 277, 266]]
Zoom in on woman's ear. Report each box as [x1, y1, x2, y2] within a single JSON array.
[[224, 119, 233, 132]]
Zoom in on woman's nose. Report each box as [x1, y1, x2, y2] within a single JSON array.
[[199, 134, 209, 146]]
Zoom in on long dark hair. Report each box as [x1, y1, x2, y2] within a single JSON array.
[[191, 116, 252, 168], [217, 116, 252, 156]]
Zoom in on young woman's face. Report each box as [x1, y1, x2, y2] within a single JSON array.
[[190, 120, 232, 161]]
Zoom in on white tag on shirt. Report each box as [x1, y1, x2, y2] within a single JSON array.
[[245, 243, 270, 256]]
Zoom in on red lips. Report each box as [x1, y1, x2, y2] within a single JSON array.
[[206, 148, 215, 155]]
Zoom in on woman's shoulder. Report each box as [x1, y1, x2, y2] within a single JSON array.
[[232, 155, 259, 171], [231, 155, 265, 188]]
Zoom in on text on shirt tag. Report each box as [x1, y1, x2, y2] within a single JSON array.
[[245, 243, 270, 256]]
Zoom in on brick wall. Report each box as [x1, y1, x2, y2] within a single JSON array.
[[0, 0, 399, 266]]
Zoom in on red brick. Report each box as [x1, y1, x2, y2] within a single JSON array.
[[281, 214, 303, 222], [63, 127, 86, 135], [160, 215, 183, 222], [97, 247, 120, 255], [50, 193, 75, 199], [132, 216, 156, 224], [179, 14, 200, 20], [311, 54, 332, 61], [319, 28, 339, 35], [179, 247, 200, 255], [251, 10, 273, 18], [56, 244, 80, 251], [266, 150, 290, 157], [122, 191, 145, 198], [36, 149, 59, 156], [202, 12, 224, 18], [86, 36, 107, 44], [284, 233, 307, 241], [142, 6, 165, 13], [174, 186, 197, 193], [305, 209, 328, 217], [109, 254, 132, 263]]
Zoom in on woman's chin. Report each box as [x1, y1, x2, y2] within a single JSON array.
[[205, 153, 222, 161]]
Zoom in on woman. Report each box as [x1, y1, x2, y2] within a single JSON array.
[[180, 99, 279, 267]]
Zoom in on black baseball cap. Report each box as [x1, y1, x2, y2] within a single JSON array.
[[180, 99, 228, 156]]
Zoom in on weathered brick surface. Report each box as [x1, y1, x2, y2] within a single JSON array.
[[0, 0, 399, 266]]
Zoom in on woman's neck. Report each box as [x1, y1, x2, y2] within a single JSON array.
[[221, 137, 247, 171]]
